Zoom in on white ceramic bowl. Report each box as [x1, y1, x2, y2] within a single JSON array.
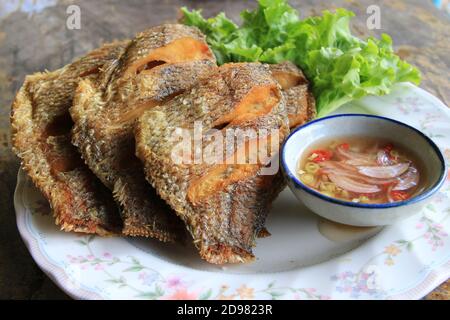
[[281, 114, 447, 226]]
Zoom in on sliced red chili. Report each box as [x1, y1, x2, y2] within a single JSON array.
[[384, 143, 393, 152], [390, 190, 410, 201], [380, 181, 394, 189], [309, 149, 333, 163], [338, 143, 350, 150]]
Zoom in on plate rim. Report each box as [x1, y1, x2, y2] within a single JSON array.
[[14, 169, 100, 300], [14, 83, 450, 300]]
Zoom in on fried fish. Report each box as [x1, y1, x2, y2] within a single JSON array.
[[135, 63, 290, 264], [70, 24, 217, 241], [269, 61, 316, 128], [11, 41, 128, 235]]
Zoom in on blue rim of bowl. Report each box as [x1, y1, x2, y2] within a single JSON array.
[[281, 113, 448, 209]]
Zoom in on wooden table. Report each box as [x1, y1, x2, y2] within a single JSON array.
[[0, 0, 448, 299]]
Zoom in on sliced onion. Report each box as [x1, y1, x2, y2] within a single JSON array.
[[344, 158, 378, 166], [387, 184, 395, 203], [319, 160, 358, 172], [322, 168, 396, 185], [328, 173, 381, 194], [393, 166, 419, 190], [336, 146, 376, 165], [358, 162, 409, 179], [376, 150, 395, 166]]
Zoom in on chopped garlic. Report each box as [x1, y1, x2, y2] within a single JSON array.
[[359, 196, 370, 203], [308, 153, 318, 161]]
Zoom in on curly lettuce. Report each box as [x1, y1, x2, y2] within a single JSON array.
[[181, 0, 421, 117]]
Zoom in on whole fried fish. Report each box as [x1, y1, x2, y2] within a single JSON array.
[[269, 61, 316, 128], [11, 41, 128, 235], [135, 63, 290, 264], [70, 24, 217, 241]]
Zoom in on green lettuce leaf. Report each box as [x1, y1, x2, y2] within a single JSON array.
[[181, 1, 421, 117]]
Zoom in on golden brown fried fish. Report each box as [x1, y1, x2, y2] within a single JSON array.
[[269, 61, 316, 128], [135, 63, 290, 264], [70, 24, 217, 241], [11, 41, 128, 235]]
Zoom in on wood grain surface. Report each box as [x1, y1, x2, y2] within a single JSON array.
[[0, 0, 448, 299]]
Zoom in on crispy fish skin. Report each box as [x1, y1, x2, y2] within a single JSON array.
[[135, 63, 290, 264], [269, 61, 316, 128], [70, 24, 217, 241], [11, 41, 128, 235]]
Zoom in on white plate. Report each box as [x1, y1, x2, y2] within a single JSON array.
[[15, 83, 450, 300]]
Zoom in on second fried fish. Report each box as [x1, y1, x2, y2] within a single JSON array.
[[70, 24, 217, 241], [135, 63, 290, 263]]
